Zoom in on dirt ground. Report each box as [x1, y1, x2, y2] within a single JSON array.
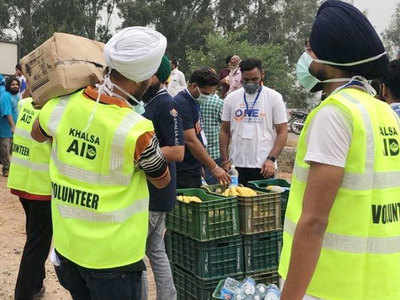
[[0, 133, 297, 299]]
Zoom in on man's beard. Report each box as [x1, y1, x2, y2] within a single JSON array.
[[142, 82, 161, 102], [9, 89, 19, 95]]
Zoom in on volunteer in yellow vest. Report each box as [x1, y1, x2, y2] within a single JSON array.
[[279, 2, 400, 300], [8, 97, 52, 300], [31, 27, 171, 300]]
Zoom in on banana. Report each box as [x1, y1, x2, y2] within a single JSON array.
[[177, 195, 202, 203], [219, 186, 257, 197], [237, 187, 257, 197]]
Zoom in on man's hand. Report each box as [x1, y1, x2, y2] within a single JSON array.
[[221, 160, 232, 172], [261, 159, 275, 178], [11, 125, 15, 134], [211, 165, 231, 185]]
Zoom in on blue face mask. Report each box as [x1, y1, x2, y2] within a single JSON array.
[[296, 52, 321, 92], [134, 103, 146, 115]]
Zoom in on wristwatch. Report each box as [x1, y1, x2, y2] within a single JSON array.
[[267, 156, 276, 163]]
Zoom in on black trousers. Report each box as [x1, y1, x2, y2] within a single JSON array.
[[176, 169, 202, 189], [236, 167, 273, 186], [15, 198, 52, 300], [55, 254, 142, 300]]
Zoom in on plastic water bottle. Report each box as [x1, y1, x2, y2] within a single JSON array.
[[264, 284, 281, 300], [240, 278, 256, 296], [229, 165, 239, 186], [221, 277, 241, 299], [255, 284, 268, 298]]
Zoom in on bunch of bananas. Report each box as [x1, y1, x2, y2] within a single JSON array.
[[177, 195, 202, 203], [222, 186, 257, 197], [266, 185, 286, 193]]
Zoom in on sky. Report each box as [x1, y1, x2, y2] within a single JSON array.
[[108, 1, 399, 36], [352, 0, 399, 34]]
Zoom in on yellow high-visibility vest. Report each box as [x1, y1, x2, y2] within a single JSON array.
[[8, 98, 51, 195], [279, 88, 400, 300], [39, 90, 153, 269]]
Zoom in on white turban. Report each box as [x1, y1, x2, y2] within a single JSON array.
[[104, 26, 167, 82]]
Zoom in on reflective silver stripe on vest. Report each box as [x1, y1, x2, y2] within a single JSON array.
[[51, 144, 130, 185], [47, 97, 143, 185], [294, 92, 400, 190], [341, 92, 374, 177], [11, 156, 49, 172], [294, 165, 400, 190], [57, 198, 148, 223], [47, 96, 70, 136], [284, 218, 400, 254], [109, 112, 143, 171], [14, 127, 34, 140]]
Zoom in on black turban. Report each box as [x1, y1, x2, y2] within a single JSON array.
[[310, 0, 388, 79]]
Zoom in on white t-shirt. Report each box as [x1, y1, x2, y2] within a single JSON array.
[[167, 68, 187, 97], [305, 105, 352, 167], [222, 86, 287, 168], [280, 106, 352, 300]]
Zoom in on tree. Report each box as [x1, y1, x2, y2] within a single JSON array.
[[1, 0, 118, 56], [281, 0, 320, 66], [383, 2, 400, 59], [187, 31, 308, 108], [118, 0, 215, 74]]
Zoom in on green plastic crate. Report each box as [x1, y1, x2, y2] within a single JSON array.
[[245, 271, 280, 286], [202, 185, 281, 234], [239, 191, 281, 234], [243, 230, 283, 273], [166, 231, 243, 279], [173, 264, 243, 300], [248, 179, 290, 224], [166, 188, 239, 241]]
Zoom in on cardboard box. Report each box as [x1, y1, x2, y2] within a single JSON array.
[[21, 32, 106, 106]]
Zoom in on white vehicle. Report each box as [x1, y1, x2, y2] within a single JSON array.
[[0, 40, 18, 76]]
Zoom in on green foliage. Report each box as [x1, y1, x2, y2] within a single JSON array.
[[1, 0, 118, 56], [187, 32, 308, 107], [383, 3, 400, 59], [118, 0, 215, 73]]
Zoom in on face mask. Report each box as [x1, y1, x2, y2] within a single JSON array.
[[243, 82, 260, 94], [196, 87, 212, 103], [103, 75, 145, 113], [296, 51, 387, 93], [82, 73, 146, 132]]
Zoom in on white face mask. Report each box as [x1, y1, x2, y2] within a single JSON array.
[[102, 74, 145, 114], [83, 72, 145, 132]]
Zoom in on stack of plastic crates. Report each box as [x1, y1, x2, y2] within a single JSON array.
[[166, 188, 242, 300], [202, 184, 284, 296]]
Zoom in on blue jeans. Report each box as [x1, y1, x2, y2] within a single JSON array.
[[141, 212, 177, 300], [203, 158, 222, 185], [55, 254, 142, 300]]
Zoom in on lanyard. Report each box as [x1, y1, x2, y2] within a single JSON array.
[[331, 77, 374, 97], [243, 87, 262, 116]]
